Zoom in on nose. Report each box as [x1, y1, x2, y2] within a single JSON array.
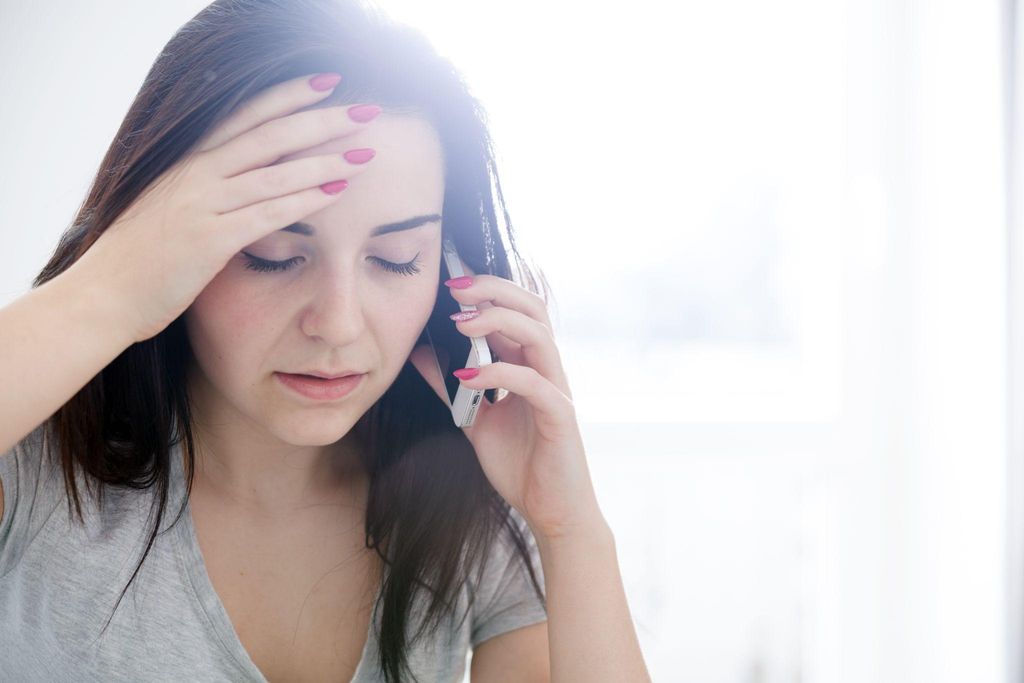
[[299, 267, 367, 346]]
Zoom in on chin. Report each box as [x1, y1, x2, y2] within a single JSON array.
[[264, 412, 361, 446]]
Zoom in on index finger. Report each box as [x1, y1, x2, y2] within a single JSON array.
[[195, 72, 342, 153]]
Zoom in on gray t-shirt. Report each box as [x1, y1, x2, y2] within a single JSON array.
[[0, 425, 547, 681]]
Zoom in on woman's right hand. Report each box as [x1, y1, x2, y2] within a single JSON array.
[[71, 72, 380, 344]]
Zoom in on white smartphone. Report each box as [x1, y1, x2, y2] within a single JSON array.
[[424, 238, 495, 427]]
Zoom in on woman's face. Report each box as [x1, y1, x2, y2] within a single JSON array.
[[184, 114, 444, 446]]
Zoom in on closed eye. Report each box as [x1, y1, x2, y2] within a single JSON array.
[[241, 252, 422, 276], [370, 254, 422, 276], [242, 254, 302, 273]]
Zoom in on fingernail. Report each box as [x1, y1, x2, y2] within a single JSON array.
[[449, 310, 480, 322], [343, 148, 376, 164], [445, 276, 473, 289], [348, 104, 382, 123], [309, 73, 342, 91], [320, 179, 348, 194], [453, 367, 480, 380]]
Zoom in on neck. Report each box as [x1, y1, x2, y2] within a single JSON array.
[[180, 362, 370, 520]]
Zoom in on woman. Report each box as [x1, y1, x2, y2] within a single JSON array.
[[0, 0, 650, 680]]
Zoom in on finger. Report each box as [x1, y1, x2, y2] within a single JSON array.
[[454, 299, 522, 365], [446, 274, 552, 329], [454, 361, 575, 437], [445, 262, 517, 353], [196, 72, 342, 153], [452, 306, 571, 400], [481, 330, 524, 367], [208, 103, 381, 179], [214, 148, 374, 213], [215, 184, 347, 254], [478, 332, 521, 405]]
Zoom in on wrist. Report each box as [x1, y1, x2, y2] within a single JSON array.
[[61, 255, 138, 350], [533, 514, 615, 557]]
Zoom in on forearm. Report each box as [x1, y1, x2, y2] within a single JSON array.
[[535, 519, 652, 683], [0, 262, 133, 454]]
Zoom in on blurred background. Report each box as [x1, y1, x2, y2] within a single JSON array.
[[1, 0, 1021, 681]]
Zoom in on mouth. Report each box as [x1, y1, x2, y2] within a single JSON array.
[[290, 370, 363, 380], [274, 371, 367, 401]]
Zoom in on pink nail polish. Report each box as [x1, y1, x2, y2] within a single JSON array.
[[445, 276, 473, 289], [348, 104, 382, 123], [449, 310, 480, 322], [453, 367, 480, 380], [309, 73, 342, 91], [343, 148, 376, 164], [320, 179, 348, 194]]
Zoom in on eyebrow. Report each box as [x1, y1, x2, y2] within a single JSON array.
[[279, 213, 443, 238]]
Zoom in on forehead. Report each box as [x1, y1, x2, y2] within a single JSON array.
[[276, 112, 443, 176], [275, 113, 445, 239]]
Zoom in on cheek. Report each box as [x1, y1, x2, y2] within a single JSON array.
[[409, 265, 441, 327], [374, 272, 439, 349], [184, 277, 270, 376]]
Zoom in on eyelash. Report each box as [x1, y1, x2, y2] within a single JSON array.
[[242, 253, 422, 276]]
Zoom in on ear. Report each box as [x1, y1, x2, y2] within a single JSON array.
[[408, 344, 449, 406]]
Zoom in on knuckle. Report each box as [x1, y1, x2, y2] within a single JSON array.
[[186, 150, 213, 177], [256, 199, 285, 225], [561, 394, 577, 418], [317, 107, 341, 133], [181, 165, 211, 198], [525, 288, 547, 311], [172, 187, 201, 215], [191, 142, 225, 176], [232, 100, 259, 124], [319, 153, 346, 178], [194, 127, 222, 153], [260, 163, 289, 192], [534, 317, 555, 342], [252, 119, 278, 147]]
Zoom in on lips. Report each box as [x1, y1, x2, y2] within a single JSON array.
[[291, 370, 362, 380], [275, 371, 366, 400]]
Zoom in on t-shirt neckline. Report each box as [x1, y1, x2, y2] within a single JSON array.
[[167, 439, 378, 683]]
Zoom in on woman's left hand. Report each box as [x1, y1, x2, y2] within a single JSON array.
[[409, 270, 606, 542]]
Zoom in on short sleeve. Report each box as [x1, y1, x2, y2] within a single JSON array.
[[0, 424, 63, 579], [470, 508, 548, 648]]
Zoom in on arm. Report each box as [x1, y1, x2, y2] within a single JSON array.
[[471, 518, 652, 683], [421, 273, 652, 680], [470, 621, 549, 682], [536, 518, 651, 683], [0, 260, 134, 455]]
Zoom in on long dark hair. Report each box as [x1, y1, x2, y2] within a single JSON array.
[[30, 1, 552, 680]]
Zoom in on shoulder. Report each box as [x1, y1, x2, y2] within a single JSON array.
[[494, 507, 536, 554], [468, 509, 550, 679], [474, 507, 541, 584], [468, 506, 547, 647], [0, 423, 62, 576], [0, 423, 56, 510]]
